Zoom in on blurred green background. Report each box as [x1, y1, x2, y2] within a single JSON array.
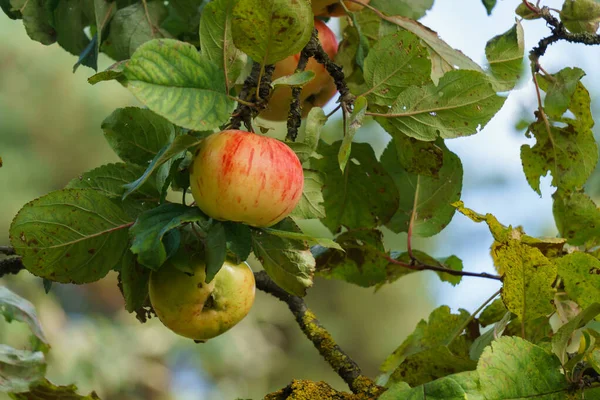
[[0, 10, 435, 400]]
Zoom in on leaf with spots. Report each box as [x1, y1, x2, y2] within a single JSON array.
[[553, 189, 600, 246], [521, 79, 597, 194], [362, 31, 431, 106], [312, 141, 399, 232], [493, 241, 556, 321], [231, 0, 313, 65], [9, 189, 132, 284], [560, 0, 600, 34], [557, 252, 600, 311], [119, 250, 151, 313], [541, 67, 586, 119], [478, 336, 569, 399], [381, 139, 462, 237], [315, 229, 398, 287], [380, 306, 474, 386], [374, 70, 505, 141], [123, 39, 235, 131], [485, 21, 525, 91], [338, 96, 368, 172], [380, 15, 484, 84]]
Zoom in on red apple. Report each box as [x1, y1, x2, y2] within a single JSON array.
[[149, 254, 255, 342], [189, 130, 304, 227], [260, 19, 338, 121], [312, 0, 370, 16]]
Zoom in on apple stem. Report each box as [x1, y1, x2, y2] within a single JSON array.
[[254, 271, 384, 396]]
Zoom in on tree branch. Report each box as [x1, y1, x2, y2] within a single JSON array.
[[384, 254, 503, 281], [0, 246, 24, 277], [286, 28, 319, 142], [228, 62, 275, 131], [254, 271, 383, 397], [529, 6, 600, 66]]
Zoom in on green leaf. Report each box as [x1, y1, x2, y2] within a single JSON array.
[[382, 15, 484, 84], [200, 0, 247, 90], [363, 31, 431, 106], [561, 0, 600, 33], [521, 80, 597, 194], [251, 221, 315, 297], [9, 379, 100, 399], [0, 345, 45, 393], [315, 229, 392, 288], [469, 311, 510, 361], [66, 163, 161, 218], [515, 3, 541, 19], [0, 286, 48, 347], [391, 133, 444, 177], [120, 250, 151, 313], [205, 222, 227, 283], [53, 0, 92, 65], [1, 0, 21, 19], [495, 241, 556, 321], [478, 336, 569, 398], [232, 0, 313, 65], [485, 22, 525, 91], [101, 1, 171, 61], [122, 134, 202, 199], [9, 189, 132, 284], [93, 0, 115, 61], [288, 108, 326, 164], [263, 228, 341, 250], [129, 203, 209, 270], [338, 96, 368, 172], [369, 0, 434, 20], [88, 61, 126, 85], [381, 139, 462, 237], [313, 141, 399, 232], [552, 303, 600, 365], [479, 298, 508, 327], [375, 70, 505, 141], [271, 71, 315, 88], [481, 0, 497, 15], [380, 306, 473, 385], [9, 0, 56, 45], [290, 170, 326, 220], [542, 67, 586, 119], [223, 222, 252, 263], [553, 190, 600, 246], [123, 39, 235, 131], [557, 252, 600, 311], [101, 107, 178, 166], [391, 345, 476, 387]]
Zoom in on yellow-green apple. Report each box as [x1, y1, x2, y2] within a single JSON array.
[[189, 130, 304, 227], [149, 255, 255, 342], [259, 19, 338, 121], [311, 0, 370, 16]]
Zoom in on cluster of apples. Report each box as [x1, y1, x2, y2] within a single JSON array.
[[148, 0, 369, 342]]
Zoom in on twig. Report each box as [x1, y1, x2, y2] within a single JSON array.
[[286, 28, 319, 142], [384, 254, 503, 281], [0, 246, 15, 256], [254, 271, 383, 396], [228, 62, 275, 131]]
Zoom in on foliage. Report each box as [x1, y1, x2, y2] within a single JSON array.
[[3, 0, 600, 398]]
